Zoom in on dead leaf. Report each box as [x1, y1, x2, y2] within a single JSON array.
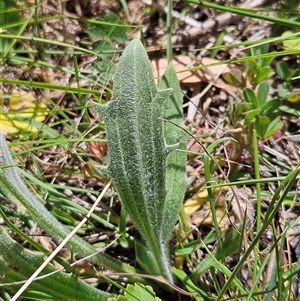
[[0, 89, 47, 135], [73, 261, 96, 275], [151, 55, 231, 84], [184, 186, 230, 229], [226, 187, 254, 230], [89, 140, 108, 159]]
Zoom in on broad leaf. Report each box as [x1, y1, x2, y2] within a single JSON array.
[[260, 98, 281, 115], [276, 61, 290, 80], [158, 63, 188, 243], [255, 67, 273, 85], [243, 88, 258, 108], [257, 81, 270, 108], [254, 115, 270, 138], [244, 108, 260, 125], [223, 69, 245, 88], [112, 283, 162, 301], [93, 39, 181, 282]]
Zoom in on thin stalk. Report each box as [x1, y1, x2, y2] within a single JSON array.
[[166, 0, 173, 63], [252, 129, 261, 282], [186, 1, 300, 28], [0, 78, 100, 95]]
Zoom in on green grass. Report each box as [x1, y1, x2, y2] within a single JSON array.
[[0, 0, 300, 300]]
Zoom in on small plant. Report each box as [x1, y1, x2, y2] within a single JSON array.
[[0, 39, 187, 298], [1, 0, 300, 299], [243, 81, 284, 139], [224, 44, 284, 158], [93, 39, 187, 282], [276, 60, 300, 103]]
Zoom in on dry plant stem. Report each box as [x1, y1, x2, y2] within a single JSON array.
[[10, 180, 112, 301], [148, 0, 266, 45]]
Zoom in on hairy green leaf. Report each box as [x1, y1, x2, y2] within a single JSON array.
[[93, 39, 185, 282], [158, 63, 188, 242], [0, 227, 113, 300]]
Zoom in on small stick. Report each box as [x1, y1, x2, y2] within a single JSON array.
[[11, 180, 112, 301]]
